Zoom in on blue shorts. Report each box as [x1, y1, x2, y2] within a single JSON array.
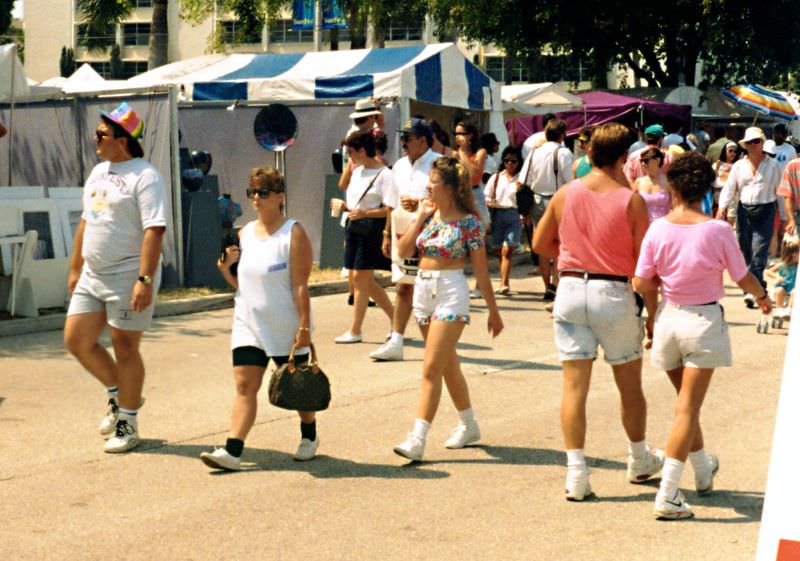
[[491, 208, 522, 248]]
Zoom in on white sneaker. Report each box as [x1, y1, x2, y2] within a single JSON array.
[[369, 339, 404, 361], [393, 433, 425, 461], [99, 396, 145, 436], [744, 293, 756, 308], [654, 490, 694, 520], [444, 420, 481, 449], [469, 289, 482, 299], [104, 419, 140, 453], [627, 448, 665, 483], [695, 454, 720, 495], [200, 448, 242, 471], [293, 438, 319, 461], [565, 469, 593, 501], [334, 331, 362, 344]]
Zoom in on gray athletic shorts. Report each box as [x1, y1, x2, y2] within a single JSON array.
[[67, 268, 161, 331]]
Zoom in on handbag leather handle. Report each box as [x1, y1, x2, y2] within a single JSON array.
[[288, 342, 320, 374]]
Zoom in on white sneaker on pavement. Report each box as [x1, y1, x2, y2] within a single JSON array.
[[565, 469, 593, 501], [627, 448, 665, 483], [99, 396, 145, 436], [744, 293, 756, 308], [654, 490, 694, 520], [104, 419, 140, 453], [444, 420, 481, 449], [369, 339, 404, 361], [394, 433, 425, 461], [334, 331, 362, 344], [200, 448, 242, 471], [695, 454, 720, 495], [294, 438, 319, 461], [469, 289, 482, 299]]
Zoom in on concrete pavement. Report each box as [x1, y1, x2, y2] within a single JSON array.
[[0, 264, 787, 560]]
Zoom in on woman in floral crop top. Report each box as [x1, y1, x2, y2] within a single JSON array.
[[391, 157, 503, 462]]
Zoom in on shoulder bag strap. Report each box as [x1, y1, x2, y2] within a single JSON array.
[[351, 168, 384, 210], [552, 144, 560, 188]]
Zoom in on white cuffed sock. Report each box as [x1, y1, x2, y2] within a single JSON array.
[[106, 386, 119, 399], [658, 458, 685, 500], [118, 407, 138, 428], [566, 449, 587, 472], [389, 332, 404, 345], [457, 407, 475, 425], [412, 419, 431, 440], [689, 449, 711, 473], [628, 439, 648, 459]]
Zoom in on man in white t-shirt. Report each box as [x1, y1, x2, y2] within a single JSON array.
[[64, 102, 167, 454], [369, 118, 437, 362], [520, 112, 557, 162]]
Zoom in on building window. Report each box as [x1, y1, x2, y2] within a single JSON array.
[[75, 23, 116, 49], [220, 20, 262, 45], [86, 61, 112, 79], [134, 0, 152, 7], [122, 61, 149, 78], [123, 23, 151, 46], [484, 56, 531, 83], [269, 19, 313, 43], [387, 21, 423, 41]]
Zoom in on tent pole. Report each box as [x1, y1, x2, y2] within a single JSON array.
[[7, 45, 16, 186], [169, 86, 185, 286]]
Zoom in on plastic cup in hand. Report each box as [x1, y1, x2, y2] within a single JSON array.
[[331, 198, 345, 218]]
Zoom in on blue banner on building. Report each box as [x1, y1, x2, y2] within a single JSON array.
[[292, 0, 347, 30]]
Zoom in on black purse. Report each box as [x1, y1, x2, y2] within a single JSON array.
[[346, 169, 386, 237], [268, 344, 331, 412]]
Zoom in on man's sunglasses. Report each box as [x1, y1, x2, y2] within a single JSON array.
[[95, 130, 113, 142], [746, 139, 763, 145], [246, 188, 276, 199]]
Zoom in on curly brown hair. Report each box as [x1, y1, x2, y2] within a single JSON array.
[[432, 156, 479, 216], [666, 152, 715, 204]]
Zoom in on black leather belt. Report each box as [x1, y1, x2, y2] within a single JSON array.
[[560, 271, 629, 283]]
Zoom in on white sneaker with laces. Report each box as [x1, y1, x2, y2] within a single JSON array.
[[104, 419, 140, 453], [334, 331, 362, 344], [369, 339, 404, 361], [627, 448, 665, 483], [200, 448, 242, 471], [294, 438, 319, 461], [99, 398, 119, 435], [744, 293, 756, 308], [444, 420, 481, 449], [565, 469, 593, 501], [394, 433, 425, 461], [469, 289, 482, 299], [654, 490, 694, 520], [695, 454, 720, 495]]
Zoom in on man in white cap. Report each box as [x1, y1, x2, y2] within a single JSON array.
[[717, 126, 782, 307], [64, 102, 167, 453]]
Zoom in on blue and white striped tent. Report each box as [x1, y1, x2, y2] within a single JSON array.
[[131, 43, 500, 112]]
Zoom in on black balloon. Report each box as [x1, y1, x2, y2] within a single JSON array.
[[254, 104, 298, 152], [190, 150, 213, 175]]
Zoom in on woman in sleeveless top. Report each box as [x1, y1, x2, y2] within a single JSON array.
[[633, 147, 671, 222], [454, 122, 490, 226], [392, 157, 503, 462], [533, 123, 663, 501], [200, 167, 319, 470]]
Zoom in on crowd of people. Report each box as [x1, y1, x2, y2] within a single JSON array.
[[63, 98, 796, 524]]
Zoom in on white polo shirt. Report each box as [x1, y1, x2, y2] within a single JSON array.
[[720, 156, 782, 208], [388, 148, 438, 208]]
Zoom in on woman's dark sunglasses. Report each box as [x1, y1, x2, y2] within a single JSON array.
[[746, 139, 763, 145], [503, 158, 519, 164], [246, 188, 274, 199]]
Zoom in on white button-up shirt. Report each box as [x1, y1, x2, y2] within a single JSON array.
[[520, 141, 573, 195], [387, 148, 438, 208], [484, 172, 520, 208], [719, 156, 782, 208]]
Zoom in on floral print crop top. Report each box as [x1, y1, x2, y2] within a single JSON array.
[[416, 213, 485, 259]]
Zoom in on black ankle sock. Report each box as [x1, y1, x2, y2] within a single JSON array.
[[225, 438, 244, 458], [300, 421, 316, 442]]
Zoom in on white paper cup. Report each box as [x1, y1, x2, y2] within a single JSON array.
[[330, 198, 345, 218]]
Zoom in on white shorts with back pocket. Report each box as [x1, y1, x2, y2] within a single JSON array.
[[650, 303, 732, 370]]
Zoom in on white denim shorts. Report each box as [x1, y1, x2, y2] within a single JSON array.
[[552, 276, 643, 365], [650, 302, 732, 370], [67, 268, 161, 331], [413, 269, 470, 325]]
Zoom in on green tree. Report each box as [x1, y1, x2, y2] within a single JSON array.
[[60, 46, 77, 77], [76, 0, 132, 52], [109, 44, 124, 78], [0, 0, 12, 39]]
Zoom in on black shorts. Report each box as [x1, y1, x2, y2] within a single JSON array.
[[232, 346, 309, 368], [344, 224, 391, 271]]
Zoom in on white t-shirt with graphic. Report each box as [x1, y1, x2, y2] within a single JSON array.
[[81, 158, 167, 275]]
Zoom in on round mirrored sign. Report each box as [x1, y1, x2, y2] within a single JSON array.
[[253, 104, 298, 152]]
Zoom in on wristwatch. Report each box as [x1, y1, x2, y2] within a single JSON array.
[[137, 274, 153, 286]]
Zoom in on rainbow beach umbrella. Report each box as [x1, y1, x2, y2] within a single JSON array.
[[723, 84, 798, 121]]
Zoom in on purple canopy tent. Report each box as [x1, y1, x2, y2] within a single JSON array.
[[506, 91, 692, 146]]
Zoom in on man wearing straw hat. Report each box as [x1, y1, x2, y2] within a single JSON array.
[[64, 102, 167, 453], [717, 126, 782, 307]]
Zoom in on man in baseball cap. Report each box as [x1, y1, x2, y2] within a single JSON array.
[[624, 123, 672, 184], [64, 101, 168, 453]]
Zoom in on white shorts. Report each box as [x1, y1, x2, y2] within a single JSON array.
[[553, 276, 643, 365], [650, 303, 732, 370], [390, 207, 419, 285], [413, 269, 470, 325], [67, 268, 161, 331]]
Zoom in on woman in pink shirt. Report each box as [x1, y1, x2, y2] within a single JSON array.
[[533, 123, 663, 502], [634, 152, 771, 520]]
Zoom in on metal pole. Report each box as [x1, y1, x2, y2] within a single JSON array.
[[313, 0, 322, 52], [8, 44, 16, 186], [169, 86, 185, 285]]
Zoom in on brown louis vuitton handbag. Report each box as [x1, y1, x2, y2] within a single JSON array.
[[268, 343, 331, 411]]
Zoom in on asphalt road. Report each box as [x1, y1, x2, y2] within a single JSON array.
[[0, 265, 789, 561]]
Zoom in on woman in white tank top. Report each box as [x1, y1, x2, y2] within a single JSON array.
[[200, 167, 318, 471]]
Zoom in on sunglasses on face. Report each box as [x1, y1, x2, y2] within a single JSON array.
[[454, 131, 468, 136], [400, 133, 417, 143], [95, 130, 113, 142], [503, 158, 519, 164], [746, 139, 763, 145], [246, 188, 275, 199]]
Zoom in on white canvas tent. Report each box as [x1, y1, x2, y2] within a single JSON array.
[[0, 44, 29, 102], [502, 82, 583, 119]]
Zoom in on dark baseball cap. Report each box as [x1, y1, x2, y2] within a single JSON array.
[[399, 118, 433, 139]]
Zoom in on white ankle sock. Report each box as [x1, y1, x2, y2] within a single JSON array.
[[658, 458, 685, 499], [106, 386, 119, 399], [688, 449, 710, 473], [566, 449, 587, 472], [118, 407, 138, 428], [412, 419, 430, 440], [457, 407, 475, 425], [389, 332, 404, 345], [628, 439, 648, 459]]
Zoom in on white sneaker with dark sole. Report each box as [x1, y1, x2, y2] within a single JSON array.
[[695, 454, 720, 495], [444, 420, 481, 449], [200, 448, 242, 471], [627, 448, 665, 483], [104, 419, 140, 453], [565, 469, 593, 501], [394, 433, 425, 461], [293, 438, 319, 461], [654, 490, 694, 520]]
